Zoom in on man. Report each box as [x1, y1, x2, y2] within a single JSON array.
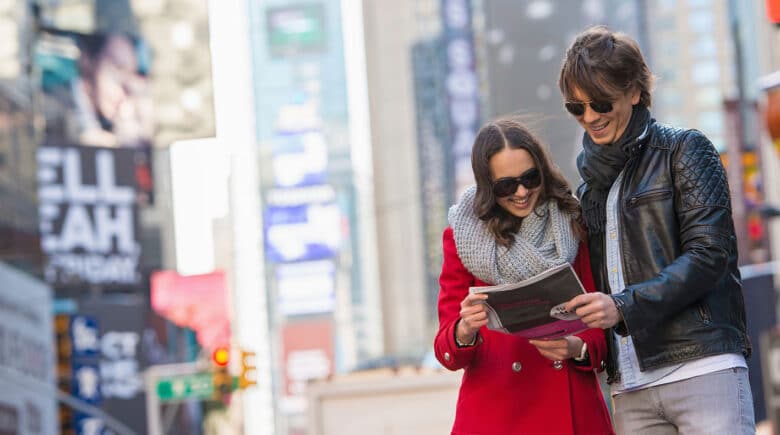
[[561, 26, 754, 434]]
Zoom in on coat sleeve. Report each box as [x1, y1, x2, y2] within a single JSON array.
[[611, 131, 734, 334], [572, 240, 608, 372], [433, 227, 481, 370]]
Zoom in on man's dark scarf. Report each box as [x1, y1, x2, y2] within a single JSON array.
[[576, 104, 652, 235]]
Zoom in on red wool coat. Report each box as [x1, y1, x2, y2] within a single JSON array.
[[434, 227, 614, 435]]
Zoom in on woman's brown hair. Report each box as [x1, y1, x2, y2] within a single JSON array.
[[471, 116, 583, 247]]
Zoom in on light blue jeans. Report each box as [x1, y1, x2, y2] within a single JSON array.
[[612, 367, 755, 435]]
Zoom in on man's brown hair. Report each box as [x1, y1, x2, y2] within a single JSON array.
[[559, 26, 654, 107]]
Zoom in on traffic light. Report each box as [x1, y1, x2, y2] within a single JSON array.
[[212, 347, 229, 367], [239, 350, 257, 389], [212, 366, 232, 401], [211, 347, 232, 400]]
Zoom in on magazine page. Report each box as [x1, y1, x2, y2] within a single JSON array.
[[469, 263, 588, 339]]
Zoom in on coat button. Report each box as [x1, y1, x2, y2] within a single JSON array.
[[553, 360, 563, 370], [600, 360, 606, 370], [512, 362, 522, 372], [444, 352, 451, 361]]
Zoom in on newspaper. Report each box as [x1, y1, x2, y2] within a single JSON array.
[[469, 263, 589, 340]]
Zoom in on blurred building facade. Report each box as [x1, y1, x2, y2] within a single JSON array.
[[645, 0, 777, 265], [245, 0, 385, 432], [361, 0, 429, 359], [18, 0, 219, 433]]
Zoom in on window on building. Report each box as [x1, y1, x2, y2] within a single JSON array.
[[661, 41, 679, 58], [697, 110, 724, 137], [691, 36, 717, 58], [688, 10, 714, 33], [691, 61, 720, 85], [660, 90, 683, 107], [657, 0, 678, 12], [686, 0, 712, 9], [695, 87, 722, 106], [655, 14, 677, 31], [660, 68, 677, 82], [664, 113, 686, 128]]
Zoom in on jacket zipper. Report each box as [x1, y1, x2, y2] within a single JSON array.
[[611, 163, 637, 380], [698, 303, 712, 324], [599, 232, 620, 384], [626, 188, 672, 208]]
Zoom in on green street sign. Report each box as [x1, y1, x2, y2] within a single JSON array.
[[156, 372, 214, 403]]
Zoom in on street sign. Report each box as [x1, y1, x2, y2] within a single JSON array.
[[156, 372, 214, 403]]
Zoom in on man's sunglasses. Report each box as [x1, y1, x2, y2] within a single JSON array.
[[564, 100, 614, 116], [492, 168, 542, 197]]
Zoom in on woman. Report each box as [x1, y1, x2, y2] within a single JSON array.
[[434, 116, 613, 434]]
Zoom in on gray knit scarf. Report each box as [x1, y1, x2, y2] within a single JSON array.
[[448, 185, 580, 285]]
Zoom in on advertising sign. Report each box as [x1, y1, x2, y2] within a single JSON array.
[[78, 295, 147, 435], [281, 319, 334, 413], [271, 131, 328, 188], [36, 146, 140, 291], [36, 30, 154, 204], [69, 315, 102, 434], [266, 4, 326, 57], [276, 260, 335, 316], [150, 270, 230, 351], [441, 0, 479, 199], [264, 202, 341, 263], [0, 262, 57, 435]]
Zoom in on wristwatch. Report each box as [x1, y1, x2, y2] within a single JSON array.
[[573, 342, 589, 362], [455, 332, 478, 347]]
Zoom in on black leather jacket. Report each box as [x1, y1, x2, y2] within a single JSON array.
[[578, 121, 751, 384]]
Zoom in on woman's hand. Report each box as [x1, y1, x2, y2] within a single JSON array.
[[456, 293, 489, 344], [528, 336, 584, 361]]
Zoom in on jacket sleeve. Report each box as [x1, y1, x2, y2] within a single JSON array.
[[572, 240, 608, 372], [433, 227, 482, 370], [611, 130, 734, 334]]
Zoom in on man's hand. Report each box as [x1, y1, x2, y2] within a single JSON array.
[[457, 293, 489, 344], [528, 336, 583, 361], [565, 292, 622, 329]]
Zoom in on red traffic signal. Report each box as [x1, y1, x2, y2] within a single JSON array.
[[212, 347, 230, 367]]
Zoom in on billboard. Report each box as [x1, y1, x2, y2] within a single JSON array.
[[266, 3, 327, 58], [264, 202, 341, 263], [36, 30, 154, 204], [276, 260, 335, 316], [36, 146, 141, 291], [280, 319, 334, 414], [271, 131, 329, 188], [441, 0, 480, 199], [150, 270, 231, 351], [68, 315, 102, 434], [77, 295, 147, 435]]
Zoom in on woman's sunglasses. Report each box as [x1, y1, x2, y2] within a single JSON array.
[[492, 168, 542, 197], [564, 100, 614, 116]]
